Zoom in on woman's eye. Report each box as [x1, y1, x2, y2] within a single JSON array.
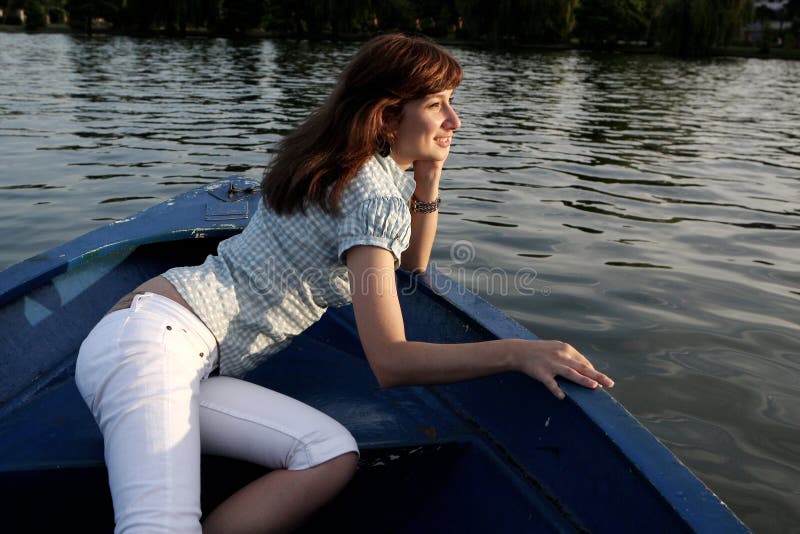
[[428, 102, 441, 109]]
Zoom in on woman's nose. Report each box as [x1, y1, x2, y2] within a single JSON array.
[[446, 106, 461, 130]]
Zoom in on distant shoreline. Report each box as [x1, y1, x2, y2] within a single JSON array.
[[3, 23, 799, 61]]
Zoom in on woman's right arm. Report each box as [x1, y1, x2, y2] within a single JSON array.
[[345, 245, 614, 399]]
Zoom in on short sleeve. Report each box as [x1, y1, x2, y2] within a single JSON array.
[[337, 196, 412, 267]]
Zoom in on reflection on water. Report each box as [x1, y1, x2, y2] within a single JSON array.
[[1, 33, 799, 532]]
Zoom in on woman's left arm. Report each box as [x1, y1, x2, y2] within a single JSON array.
[[345, 245, 614, 396], [400, 160, 442, 273]]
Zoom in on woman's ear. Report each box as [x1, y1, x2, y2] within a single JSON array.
[[376, 130, 394, 157], [382, 100, 404, 129], [377, 121, 395, 155], [377, 102, 402, 156]]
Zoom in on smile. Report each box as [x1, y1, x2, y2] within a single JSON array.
[[434, 137, 452, 147]]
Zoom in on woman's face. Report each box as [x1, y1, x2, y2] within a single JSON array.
[[389, 89, 461, 170]]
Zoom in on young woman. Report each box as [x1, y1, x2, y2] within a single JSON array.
[[75, 33, 614, 533]]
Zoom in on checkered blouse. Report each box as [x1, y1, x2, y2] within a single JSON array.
[[163, 154, 416, 378]]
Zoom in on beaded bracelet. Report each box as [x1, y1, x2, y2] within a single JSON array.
[[410, 196, 441, 214]]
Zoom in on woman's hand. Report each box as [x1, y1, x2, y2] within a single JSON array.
[[412, 159, 444, 191], [511, 340, 615, 400]]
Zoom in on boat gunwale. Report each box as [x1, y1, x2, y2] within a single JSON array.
[[0, 177, 749, 533]]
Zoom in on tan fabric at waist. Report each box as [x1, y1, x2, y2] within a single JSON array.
[[107, 275, 194, 315]]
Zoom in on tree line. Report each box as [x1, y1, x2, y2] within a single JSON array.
[[3, 0, 799, 56]]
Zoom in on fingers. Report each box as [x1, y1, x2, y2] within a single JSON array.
[[412, 159, 445, 178], [595, 371, 615, 388], [553, 341, 615, 389], [546, 367, 613, 400], [543, 377, 566, 400], [561, 367, 601, 389], [516, 339, 615, 398], [566, 361, 615, 389], [527, 341, 615, 399]]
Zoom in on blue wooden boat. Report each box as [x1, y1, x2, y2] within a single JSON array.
[[0, 178, 748, 533]]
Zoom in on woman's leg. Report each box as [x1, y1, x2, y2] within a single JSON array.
[[197, 376, 360, 533], [75, 294, 218, 533], [201, 453, 358, 534]]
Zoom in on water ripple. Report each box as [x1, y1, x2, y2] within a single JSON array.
[[2, 34, 799, 533]]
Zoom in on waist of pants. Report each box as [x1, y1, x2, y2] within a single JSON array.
[[106, 292, 218, 357]]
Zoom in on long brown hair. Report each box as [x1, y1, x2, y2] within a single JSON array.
[[261, 33, 463, 214]]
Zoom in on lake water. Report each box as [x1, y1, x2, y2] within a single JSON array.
[[1, 32, 799, 532]]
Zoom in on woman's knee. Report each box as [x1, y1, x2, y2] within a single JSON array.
[[199, 376, 359, 471], [313, 451, 358, 484], [292, 423, 359, 472], [334, 451, 359, 477]]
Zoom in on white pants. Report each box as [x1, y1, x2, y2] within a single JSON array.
[[75, 292, 358, 533]]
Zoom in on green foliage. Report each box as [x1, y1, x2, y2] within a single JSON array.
[[324, 0, 376, 37], [575, 0, 648, 46], [65, 0, 121, 33], [640, 0, 665, 45], [48, 6, 67, 23], [454, 0, 579, 44], [220, 0, 266, 34], [791, 0, 800, 22], [112, 0, 208, 34], [259, 0, 452, 38], [261, 0, 337, 38], [50, 0, 759, 54], [23, 0, 47, 29], [658, 0, 753, 56], [118, 0, 155, 32], [3, 0, 24, 24]]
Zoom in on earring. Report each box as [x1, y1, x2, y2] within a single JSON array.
[[377, 136, 391, 157]]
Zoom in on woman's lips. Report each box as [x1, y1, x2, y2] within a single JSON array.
[[434, 136, 452, 147]]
